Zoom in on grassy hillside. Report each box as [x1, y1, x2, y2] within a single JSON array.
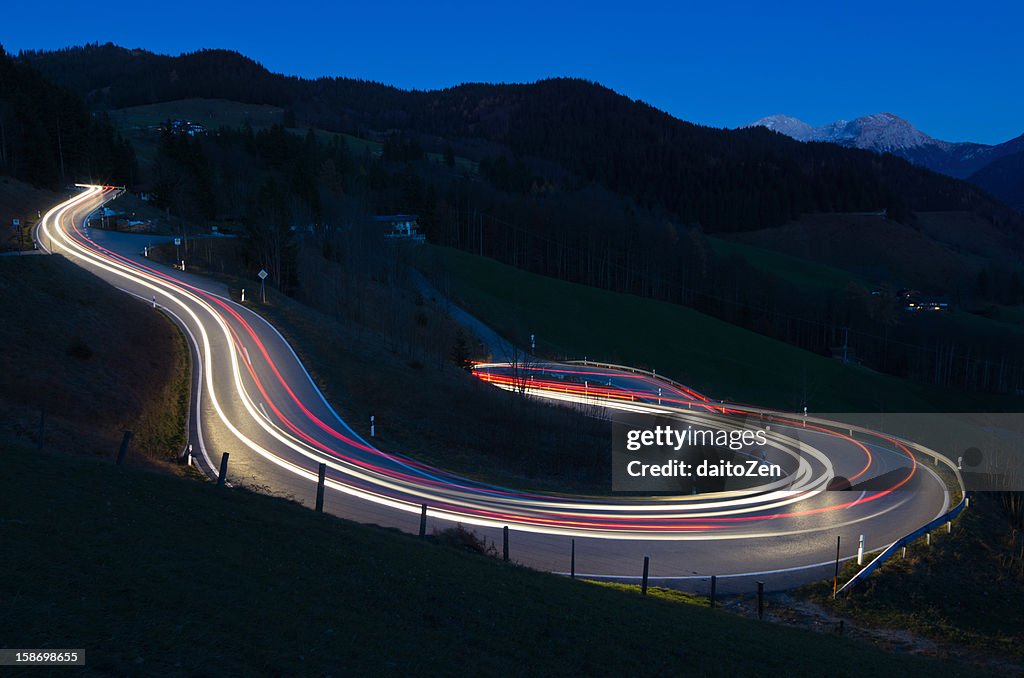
[[727, 212, 1016, 294], [803, 493, 1023, 663], [0, 178, 58, 252], [0, 254, 188, 464], [706, 236, 868, 292], [418, 245, 1016, 413], [109, 98, 382, 164], [0, 444, 983, 676], [111, 97, 288, 129], [149, 237, 611, 495]]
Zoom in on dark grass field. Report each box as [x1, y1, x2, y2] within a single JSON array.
[[148, 238, 613, 495], [0, 178, 59, 252], [0, 444, 986, 677], [0, 254, 189, 465], [255, 290, 614, 494], [0, 216, 1007, 675], [417, 244, 1020, 414], [802, 492, 1024, 663], [727, 212, 1004, 294]]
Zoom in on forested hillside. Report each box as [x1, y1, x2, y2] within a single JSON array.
[[19, 43, 1024, 399], [0, 46, 136, 188], [969, 151, 1024, 213], [22, 44, 1018, 234]]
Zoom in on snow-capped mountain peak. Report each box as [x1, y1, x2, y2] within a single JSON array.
[[744, 112, 1024, 181], [842, 113, 938, 151], [746, 112, 936, 151], [749, 114, 816, 141]]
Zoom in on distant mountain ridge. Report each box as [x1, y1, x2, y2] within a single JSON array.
[[753, 112, 938, 151], [748, 112, 1024, 180], [17, 44, 1023, 232]]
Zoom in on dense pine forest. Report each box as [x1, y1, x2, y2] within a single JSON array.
[[0, 46, 136, 188], [21, 44, 1019, 233]]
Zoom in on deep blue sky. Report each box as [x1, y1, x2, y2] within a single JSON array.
[[3, 0, 1021, 144]]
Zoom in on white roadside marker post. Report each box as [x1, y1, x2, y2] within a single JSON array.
[[857, 534, 865, 565]]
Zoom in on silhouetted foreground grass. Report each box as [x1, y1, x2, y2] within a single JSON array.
[[803, 493, 1023, 662], [0, 446, 984, 676], [0, 254, 188, 466]]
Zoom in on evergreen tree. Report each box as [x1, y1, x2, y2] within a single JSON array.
[[451, 329, 472, 371]]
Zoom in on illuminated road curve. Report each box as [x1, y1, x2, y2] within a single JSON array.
[[35, 187, 952, 592]]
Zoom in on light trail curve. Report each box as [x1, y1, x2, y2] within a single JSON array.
[[32, 186, 953, 591]]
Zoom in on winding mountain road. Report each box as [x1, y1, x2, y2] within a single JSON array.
[[34, 186, 954, 592]]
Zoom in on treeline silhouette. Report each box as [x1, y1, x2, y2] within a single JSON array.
[[22, 44, 1020, 234], [0, 46, 136, 188]]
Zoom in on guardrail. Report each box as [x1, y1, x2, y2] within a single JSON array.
[[564, 359, 711, 402], [836, 494, 967, 597]]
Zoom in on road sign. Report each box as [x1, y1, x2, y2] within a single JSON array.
[[258, 269, 268, 303], [173, 237, 181, 246], [12, 219, 20, 227]]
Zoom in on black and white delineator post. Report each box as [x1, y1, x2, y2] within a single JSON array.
[[530, 333, 535, 353], [370, 415, 375, 438], [217, 452, 229, 486], [857, 534, 865, 565]]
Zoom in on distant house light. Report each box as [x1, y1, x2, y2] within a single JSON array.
[[375, 214, 425, 243]]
